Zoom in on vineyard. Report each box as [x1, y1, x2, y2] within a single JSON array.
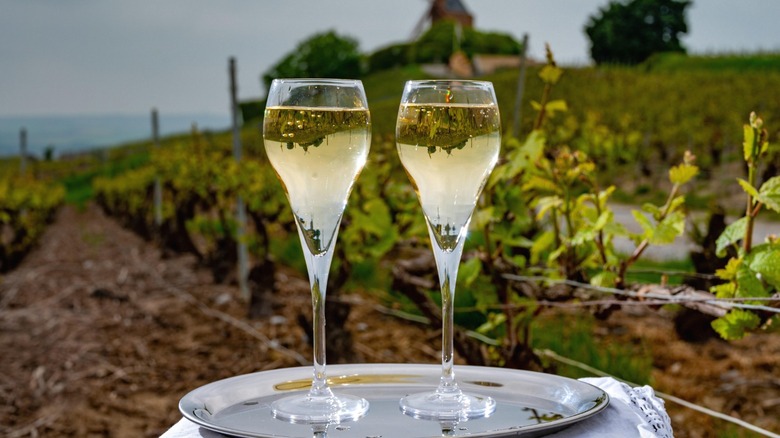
[[2, 54, 780, 437]]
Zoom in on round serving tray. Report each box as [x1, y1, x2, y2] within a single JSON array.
[[179, 364, 608, 437]]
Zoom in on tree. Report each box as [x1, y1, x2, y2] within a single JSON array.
[[585, 0, 691, 65], [366, 20, 522, 74], [262, 31, 363, 92]]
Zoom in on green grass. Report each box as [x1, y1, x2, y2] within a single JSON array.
[[363, 65, 430, 137], [361, 65, 429, 101], [62, 171, 97, 206], [2, 148, 150, 207], [531, 312, 654, 385], [60, 147, 151, 207], [714, 423, 767, 438], [645, 52, 780, 72], [623, 257, 696, 285]]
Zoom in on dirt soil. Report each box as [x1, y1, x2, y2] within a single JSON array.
[[1, 205, 778, 437]]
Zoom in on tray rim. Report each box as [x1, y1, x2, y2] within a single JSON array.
[[179, 363, 610, 438]]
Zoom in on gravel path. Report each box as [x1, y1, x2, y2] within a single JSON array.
[[0, 205, 294, 437]]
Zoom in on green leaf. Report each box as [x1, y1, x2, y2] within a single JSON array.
[[735, 264, 767, 298], [715, 216, 748, 257], [650, 210, 686, 245], [530, 230, 555, 265], [710, 282, 736, 299], [743, 124, 755, 162], [597, 186, 616, 210], [669, 163, 699, 185], [476, 312, 506, 335], [641, 203, 662, 221], [471, 278, 500, 314], [715, 257, 741, 281], [757, 176, 780, 212], [631, 210, 654, 236], [737, 178, 760, 200], [491, 131, 545, 187], [535, 196, 563, 220], [344, 198, 398, 260], [576, 192, 596, 210], [510, 254, 527, 268], [548, 245, 566, 263], [593, 210, 611, 231], [746, 245, 780, 289], [459, 257, 483, 288], [571, 226, 596, 246], [544, 99, 568, 115], [519, 131, 546, 164], [603, 219, 628, 237], [539, 65, 563, 84], [502, 235, 535, 249], [472, 206, 495, 229], [523, 175, 559, 194], [590, 271, 617, 288], [668, 195, 686, 213], [569, 208, 609, 247], [712, 309, 760, 340]]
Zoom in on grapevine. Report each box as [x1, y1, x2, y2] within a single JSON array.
[[0, 175, 65, 272]]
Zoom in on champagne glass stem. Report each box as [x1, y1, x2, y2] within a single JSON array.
[[432, 238, 466, 396], [272, 217, 368, 423], [311, 273, 329, 397], [441, 261, 456, 392], [303, 243, 336, 399]]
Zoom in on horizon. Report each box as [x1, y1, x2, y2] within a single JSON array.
[[0, 112, 231, 159]]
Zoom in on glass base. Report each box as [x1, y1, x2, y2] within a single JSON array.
[[271, 392, 369, 424], [400, 390, 496, 421]]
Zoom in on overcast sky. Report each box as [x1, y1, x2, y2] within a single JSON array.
[[2, 0, 779, 118]]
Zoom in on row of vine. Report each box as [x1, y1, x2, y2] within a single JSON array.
[[0, 174, 65, 272]]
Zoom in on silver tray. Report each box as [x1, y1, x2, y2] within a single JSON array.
[[179, 364, 608, 437]]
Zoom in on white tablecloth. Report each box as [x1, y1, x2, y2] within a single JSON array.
[[161, 377, 672, 437]]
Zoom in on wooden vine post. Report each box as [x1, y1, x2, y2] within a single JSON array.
[[19, 128, 27, 175], [151, 108, 163, 228], [512, 33, 529, 138], [229, 57, 249, 301]]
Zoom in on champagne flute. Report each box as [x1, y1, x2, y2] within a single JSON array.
[[263, 79, 371, 423], [396, 80, 501, 420]]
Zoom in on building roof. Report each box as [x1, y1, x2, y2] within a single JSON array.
[[430, 0, 473, 27], [443, 0, 470, 14]]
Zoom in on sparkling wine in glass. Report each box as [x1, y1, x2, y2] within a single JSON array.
[[396, 80, 501, 421], [263, 79, 371, 423]]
